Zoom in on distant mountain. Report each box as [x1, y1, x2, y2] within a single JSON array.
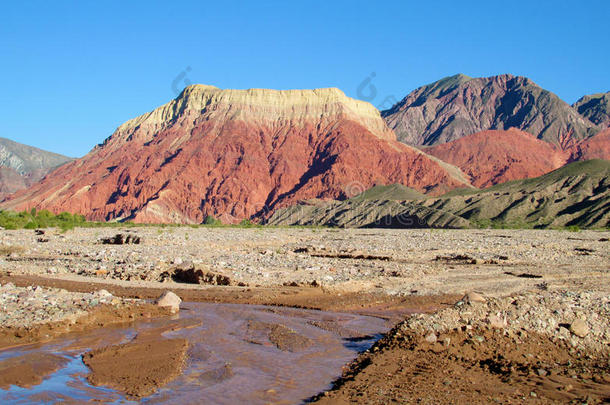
[[269, 160, 610, 229], [425, 128, 568, 188], [0, 138, 72, 200], [382, 74, 599, 148], [1, 85, 468, 223], [573, 92, 610, 128], [423, 160, 610, 228]]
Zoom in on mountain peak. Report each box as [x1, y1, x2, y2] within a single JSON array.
[[383, 73, 598, 147], [573, 91, 610, 128]]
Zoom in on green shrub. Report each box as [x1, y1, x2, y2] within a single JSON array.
[[238, 219, 255, 227], [203, 215, 222, 226]]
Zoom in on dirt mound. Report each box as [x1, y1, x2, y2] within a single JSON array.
[[246, 321, 312, 352], [0, 303, 172, 350]]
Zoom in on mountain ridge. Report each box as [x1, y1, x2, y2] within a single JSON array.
[[382, 74, 599, 148]]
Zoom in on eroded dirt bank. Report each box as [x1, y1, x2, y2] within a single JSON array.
[[0, 302, 172, 350], [313, 290, 610, 404], [313, 328, 610, 404]]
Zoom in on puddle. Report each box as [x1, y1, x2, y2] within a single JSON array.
[[0, 303, 390, 404]]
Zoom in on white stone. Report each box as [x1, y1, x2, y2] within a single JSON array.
[[156, 291, 181, 313]]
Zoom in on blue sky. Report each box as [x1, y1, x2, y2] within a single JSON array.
[[1, 1, 609, 157]]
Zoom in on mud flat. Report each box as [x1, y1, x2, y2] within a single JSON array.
[[82, 337, 189, 398]]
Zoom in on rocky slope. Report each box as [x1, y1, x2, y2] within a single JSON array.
[[382, 74, 599, 148], [269, 160, 610, 229], [568, 128, 610, 161], [266, 183, 469, 228], [1, 85, 469, 223], [265, 199, 471, 229], [423, 160, 610, 228], [0, 138, 72, 200], [425, 128, 568, 188], [573, 91, 610, 128]]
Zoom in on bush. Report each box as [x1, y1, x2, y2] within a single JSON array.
[[203, 215, 222, 226], [238, 219, 255, 227]]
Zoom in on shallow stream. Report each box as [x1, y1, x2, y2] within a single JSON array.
[[0, 303, 390, 404]]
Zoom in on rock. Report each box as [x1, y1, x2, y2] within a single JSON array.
[[160, 266, 232, 286], [173, 257, 183, 265], [95, 289, 113, 298], [425, 332, 437, 343], [156, 291, 181, 313], [487, 314, 507, 328], [383, 74, 596, 148], [101, 234, 141, 245], [462, 292, 486, 304], [569, 318, 589, 337]]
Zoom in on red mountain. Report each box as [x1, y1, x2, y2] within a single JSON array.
[[425, 129, 568, 188], [569, 129, 610, 161], [1, 85, 469, 223]]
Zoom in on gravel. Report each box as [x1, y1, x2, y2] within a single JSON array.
[[0, 282, 138, 328], [0, 228, 608, 297], [402, 290, 610, 353]]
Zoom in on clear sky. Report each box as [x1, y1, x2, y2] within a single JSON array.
[[1, 1, 609, 157]]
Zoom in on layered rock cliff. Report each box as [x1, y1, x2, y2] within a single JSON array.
[[1, 85, 469, 223]]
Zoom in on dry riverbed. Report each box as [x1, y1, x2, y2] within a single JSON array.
[[0, 227, 608, 402]]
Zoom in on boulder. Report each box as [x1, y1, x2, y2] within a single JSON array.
[[461, 292, 486, 304], [569, 318, 589, 337], [156, 291, 181, 313]]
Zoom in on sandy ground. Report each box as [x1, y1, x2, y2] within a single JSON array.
[[0, 227, 608, 402]]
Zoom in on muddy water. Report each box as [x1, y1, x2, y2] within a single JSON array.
[[0, 303, 389, 404]]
